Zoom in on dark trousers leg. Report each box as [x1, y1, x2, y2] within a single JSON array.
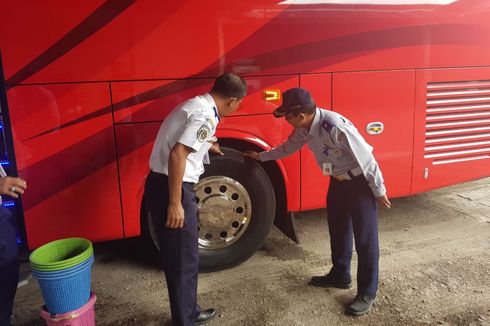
[[326, 181, 353, 280], [0, 207, 19, 326], [144, 172, 200, 326], [350, 179, 379, 296]]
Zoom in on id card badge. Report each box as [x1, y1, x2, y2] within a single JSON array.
[[322, 162, 332, 176]]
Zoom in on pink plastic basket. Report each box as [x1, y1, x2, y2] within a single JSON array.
[[40, 292, 96, 326]]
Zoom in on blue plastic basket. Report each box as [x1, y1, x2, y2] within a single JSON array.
[[32, 256, 94, 280], [33, 255, 93, 314]]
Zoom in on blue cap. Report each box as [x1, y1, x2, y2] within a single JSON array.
[[273, 87, 316, 118]]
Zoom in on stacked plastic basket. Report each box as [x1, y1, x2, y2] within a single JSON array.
[[29, 238, 96, 325]]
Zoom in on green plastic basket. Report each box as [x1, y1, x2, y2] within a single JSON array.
[[30, 238, 93, 272]]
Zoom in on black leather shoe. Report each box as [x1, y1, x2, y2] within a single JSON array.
[[195, 308, 216, 325], [346, 294, 376, 315], [310, 273, 352, 289]]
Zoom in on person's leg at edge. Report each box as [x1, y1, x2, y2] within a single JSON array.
[[346, 177, 379, 315], [0, 206, 19, 326], [326, 180, 353, 281], [350, 178, 379, 297]]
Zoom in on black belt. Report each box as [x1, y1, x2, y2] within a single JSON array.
[[149, 170, 195, 186]]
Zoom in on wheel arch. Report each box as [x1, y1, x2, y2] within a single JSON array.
[[216, 129, 299, 243], [216, 131, 287, 207]]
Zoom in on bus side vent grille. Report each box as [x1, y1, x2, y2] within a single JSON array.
[[425, 80, 490, 165]]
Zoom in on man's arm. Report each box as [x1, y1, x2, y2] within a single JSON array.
[[167, 143, 194, 228], [245, 128, 308, 161]]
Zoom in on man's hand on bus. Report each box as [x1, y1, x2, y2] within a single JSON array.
[[244, 150, 260, 161], [376, 195, 391, 209], [0, 176, 27, 199], [166, 202, 185, 228]]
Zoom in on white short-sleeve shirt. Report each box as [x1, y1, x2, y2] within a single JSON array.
[[149, 93, 219, 183]]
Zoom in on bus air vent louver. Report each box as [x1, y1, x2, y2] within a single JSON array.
[[424, 80, 490, 165]]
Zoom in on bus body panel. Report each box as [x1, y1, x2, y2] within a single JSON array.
[[6, 83, 123, 248], [333, 70, 416, 198], [3, 2, 490, 84], [114, 123, 157, 238]]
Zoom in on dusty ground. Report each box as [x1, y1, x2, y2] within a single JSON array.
[[12, 178, 490, 326]]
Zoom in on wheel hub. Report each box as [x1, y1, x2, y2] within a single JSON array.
[[199, 195, 234, 230], [194, 176, 252, 250]]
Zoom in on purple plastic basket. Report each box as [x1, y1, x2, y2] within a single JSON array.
[[40, 292, 96, 326]]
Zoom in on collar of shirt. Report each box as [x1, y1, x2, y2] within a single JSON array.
[[308, 107, 322, 137], [202, 93, 220, 122]]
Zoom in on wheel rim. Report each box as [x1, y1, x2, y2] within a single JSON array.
[[194, 176, 252, 250]]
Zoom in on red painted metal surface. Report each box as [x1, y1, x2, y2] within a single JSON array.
[[6, 84, 123, 248], [1, 1, 490, 248], [333, 70, 415, 198]]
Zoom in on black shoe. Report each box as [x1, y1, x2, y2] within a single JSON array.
[[346, 294, 376, 315], [310, 273, 352, 289], [195, 308, 216, 325]]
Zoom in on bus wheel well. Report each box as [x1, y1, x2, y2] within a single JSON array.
[[218, 138, 288, 227], [139, 139, 287, 228], [138, 138, 297, 249]]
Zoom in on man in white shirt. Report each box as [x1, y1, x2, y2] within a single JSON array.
[[246, 88, 390, 316], [144, 73, 246, 325]]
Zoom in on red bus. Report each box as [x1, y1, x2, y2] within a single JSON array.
[[1, 0, 490, 270]]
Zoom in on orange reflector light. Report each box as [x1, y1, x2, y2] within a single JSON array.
[[263, 89, 281, 102]]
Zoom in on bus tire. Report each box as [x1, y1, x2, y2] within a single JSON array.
[[197, 147, 276, 271], [144, 147, 276, 271]]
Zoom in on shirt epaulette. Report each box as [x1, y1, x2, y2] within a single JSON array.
[[321, 120, 334, 132]]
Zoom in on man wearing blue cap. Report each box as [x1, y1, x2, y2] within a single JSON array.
[[245, 87, 391, 315]]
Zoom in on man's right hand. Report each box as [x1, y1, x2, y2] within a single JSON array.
[[244, 150, 260, 161], [0, 177, 27, 198], [166, 202, 185, 228], [376, 194, 391, 209]]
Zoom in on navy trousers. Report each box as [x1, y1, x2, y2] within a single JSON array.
[[326, 175, 379, 296], [0, 206, 19, 326], [144, 171, 200, 326]]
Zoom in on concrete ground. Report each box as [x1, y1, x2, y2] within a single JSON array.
[[12, 177, 490, 326]]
